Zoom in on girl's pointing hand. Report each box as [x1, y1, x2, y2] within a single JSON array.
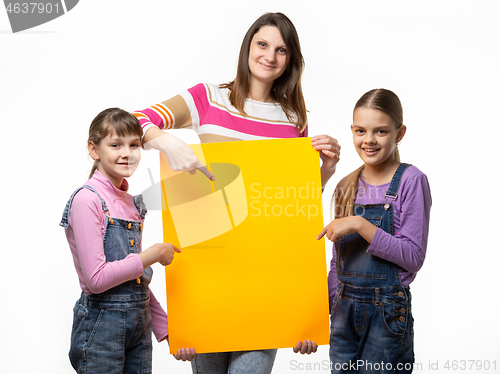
[[317, 216, 377, 244], [317, 217, 360, 242]]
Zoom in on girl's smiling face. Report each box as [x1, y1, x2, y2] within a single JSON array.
[[248, 25, 288, 90], [88, 129, 141, 188], [351, 107, 406, 170]]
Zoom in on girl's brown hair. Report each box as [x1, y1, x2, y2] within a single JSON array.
[[220, 12, 307, 131], [333, 89, 404, 219], [88, 108, 143, 179]]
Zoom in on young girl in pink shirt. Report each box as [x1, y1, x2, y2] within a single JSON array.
[[60, 108, 182, 373]]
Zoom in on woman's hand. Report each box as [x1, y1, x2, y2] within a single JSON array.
[[143, 130, 214, 181], [317, 216, 377, 243], [311, 135, 340, 172], [173, 347, 198, 361], [293, 340, 317, 354], [312, 135, 340, 188]]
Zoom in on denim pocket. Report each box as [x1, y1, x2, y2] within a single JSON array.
[[330, 293, 339, 318], [83, 308, 106, 352], [73, 300, 88, 317], [364, 216, 383, 227], [70, 300, 88, 344], [354, 301, 368, 334], [380, 300, 407, 337], [69, 301, 89, 371]]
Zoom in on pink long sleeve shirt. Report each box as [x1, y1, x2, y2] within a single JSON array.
[[64, 170, 168, 341]]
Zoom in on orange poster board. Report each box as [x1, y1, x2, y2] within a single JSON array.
[[160, 138, 329, 354]]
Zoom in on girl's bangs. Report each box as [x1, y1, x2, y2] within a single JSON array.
[[104, 112, 143, 139]]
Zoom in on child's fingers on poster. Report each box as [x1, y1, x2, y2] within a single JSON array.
[[293, 340, 317, 354], [317, 226, 328, 240], [293, 340, 303, 353], [301, 340, 316, 354], [189, 348, 198, 360], [155, 243, 180, 266], [327, 230, 342, 243], [174, 347, 198, 361]]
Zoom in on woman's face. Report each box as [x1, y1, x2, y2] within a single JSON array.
[[248, 25, 288, 89]]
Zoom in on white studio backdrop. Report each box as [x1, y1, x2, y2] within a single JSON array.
[[1, 1, 498, 373]]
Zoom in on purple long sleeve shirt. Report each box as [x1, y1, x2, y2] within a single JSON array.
[[328, 165, 432, 311]]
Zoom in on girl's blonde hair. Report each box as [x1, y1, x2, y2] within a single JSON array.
[[333, 89, 404, 219], [88, 108, 143, 179], [220, 12, 307, 132]]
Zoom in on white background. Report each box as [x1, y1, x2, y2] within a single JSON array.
[[1, 1, 499, 373]]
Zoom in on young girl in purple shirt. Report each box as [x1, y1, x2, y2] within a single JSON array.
[[318, 89, 432, 373]]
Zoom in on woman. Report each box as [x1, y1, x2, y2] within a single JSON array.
[[135, 12, 340, 374]]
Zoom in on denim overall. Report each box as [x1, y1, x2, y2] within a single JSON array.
[[329, 164, 414, 374], [60, 186, 153, 374]]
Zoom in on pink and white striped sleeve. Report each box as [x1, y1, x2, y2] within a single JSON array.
[[133, 102, 175, 138]]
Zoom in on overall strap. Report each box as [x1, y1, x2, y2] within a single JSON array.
[[59, 185, 109, 228], [133, 194, 147, 221], [385, 163, 411, 201]]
